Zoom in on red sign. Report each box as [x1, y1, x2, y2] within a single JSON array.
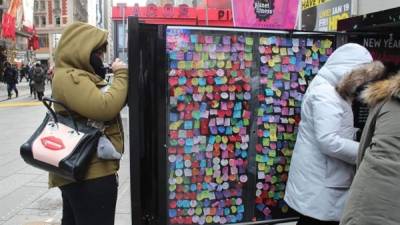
[[112, 4, 233, 27]]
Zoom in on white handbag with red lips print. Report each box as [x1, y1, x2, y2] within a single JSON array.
[[20, 97, 102, 181]]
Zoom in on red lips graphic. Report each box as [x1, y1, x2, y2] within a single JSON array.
[[41, 136, 65, 151]]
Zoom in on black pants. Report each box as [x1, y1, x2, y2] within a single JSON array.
[[59, 174, 118, 225], [37, 91, 44, 100], [297, 214, 339, 225], [7, 83, 18, 98]]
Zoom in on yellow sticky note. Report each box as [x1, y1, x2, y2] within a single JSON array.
[[260, 37, 268, 45], [217, 52, 225, 60], [305, 49, 312, 57], [289, 99, 295, 106], [272, 46, 279, 54], [288, 118, 296, 124], [270, 132, 277, 142], [258, 163, 266, 171], [217, 60, 225, 68], [268, 60, 275, 67], [311, 44, 319, 52], [178, 61, 186, 69], [225, 60, 232, 69], [280, 48, 287, 56], [273, 55, 281, 63], [275, 89, 282, 97]]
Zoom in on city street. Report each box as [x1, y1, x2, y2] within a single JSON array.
[[0, 81, 131, 225]]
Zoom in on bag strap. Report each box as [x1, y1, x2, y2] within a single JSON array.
[[42, 97, 80, 134]]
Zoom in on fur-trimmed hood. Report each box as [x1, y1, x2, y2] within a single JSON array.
[[336, 61, 386, 101], [361, 73, 400, 107]]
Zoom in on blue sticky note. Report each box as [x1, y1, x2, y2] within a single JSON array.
[[209, 135, 216, 144], [274, 80, 284, 88], [185, 138, 193, 146], [263, 130, 270, 137], [176, 161, 184, 169], [169, 209, 177, 218], [218, 126, 225, 134], [312, 52, 319, 60], [265, 89, 274, 96], [170, 51, 177, 60], [184, 121, 193, 129], [170, 61, 177, 69], [225, 126, 233, 135], [233, 110, 241, 119], [234, 102, 242, 110], [184, 145, 192, 154], [262, 115, 269, 122], [198, 78, 206, 86], [200, 102, 207, 112], [190, 34, 198, 43], [178, 76, 187, 85], [290, 56, 296, 65], [170, 113, 178, 122]]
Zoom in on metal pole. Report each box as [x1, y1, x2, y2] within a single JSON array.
[[205, 0, 208, 25], [122, 6, 126, 62]]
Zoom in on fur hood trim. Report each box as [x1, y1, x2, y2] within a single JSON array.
[[336, 61, 386, 101], [362, 74, 400, 107]]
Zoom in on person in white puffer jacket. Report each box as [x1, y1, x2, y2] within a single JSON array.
[[284, 43, 373, 225]]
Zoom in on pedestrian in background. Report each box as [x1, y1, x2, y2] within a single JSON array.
[[3, 62, 19, 99], [28, 64, 36, 99], [51, 22, 128, 225], [340, 63, 400, 225], [31, 63, 46, 100], [284, 43, 374, 225]]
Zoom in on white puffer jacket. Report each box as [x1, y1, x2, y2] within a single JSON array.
[[284, 43, 373, 221]]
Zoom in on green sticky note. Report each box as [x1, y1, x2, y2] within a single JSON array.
[[245, 37, 254, 45], [245, 53, 253, 61], [258, 108, 264, 116], [262, 138, 270, 147], [195, 44, 202, 52], [245, 45, 253, 53], [202, 53, 209, 61], [267, 80, 273, 88], [206, 168, 213, 176], [243, 119, 250, 126], [283, 73, 290, 81], [269, 150, 277, 158], [267, 158, 274, 166], [256, 154, 264, 162]]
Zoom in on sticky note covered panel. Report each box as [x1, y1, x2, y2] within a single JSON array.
[[166, 28, 254, 225], [254, 37, 333, 220]]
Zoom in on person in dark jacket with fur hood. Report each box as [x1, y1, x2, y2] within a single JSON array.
[[337, 61, 400, 225]]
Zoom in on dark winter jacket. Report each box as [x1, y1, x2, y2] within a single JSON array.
[[32, 67, 46, 92], [3, 67, 18, 84]]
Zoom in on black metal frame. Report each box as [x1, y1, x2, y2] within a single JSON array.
[[128, 17, 342, 225]]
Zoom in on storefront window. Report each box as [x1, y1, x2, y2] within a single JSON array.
[[55, 15, 60, 26], [38, 34, 49, 48], [40, 0, 46, 11], [34, 16, 39, 26], [41, 16, 46, 27]]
